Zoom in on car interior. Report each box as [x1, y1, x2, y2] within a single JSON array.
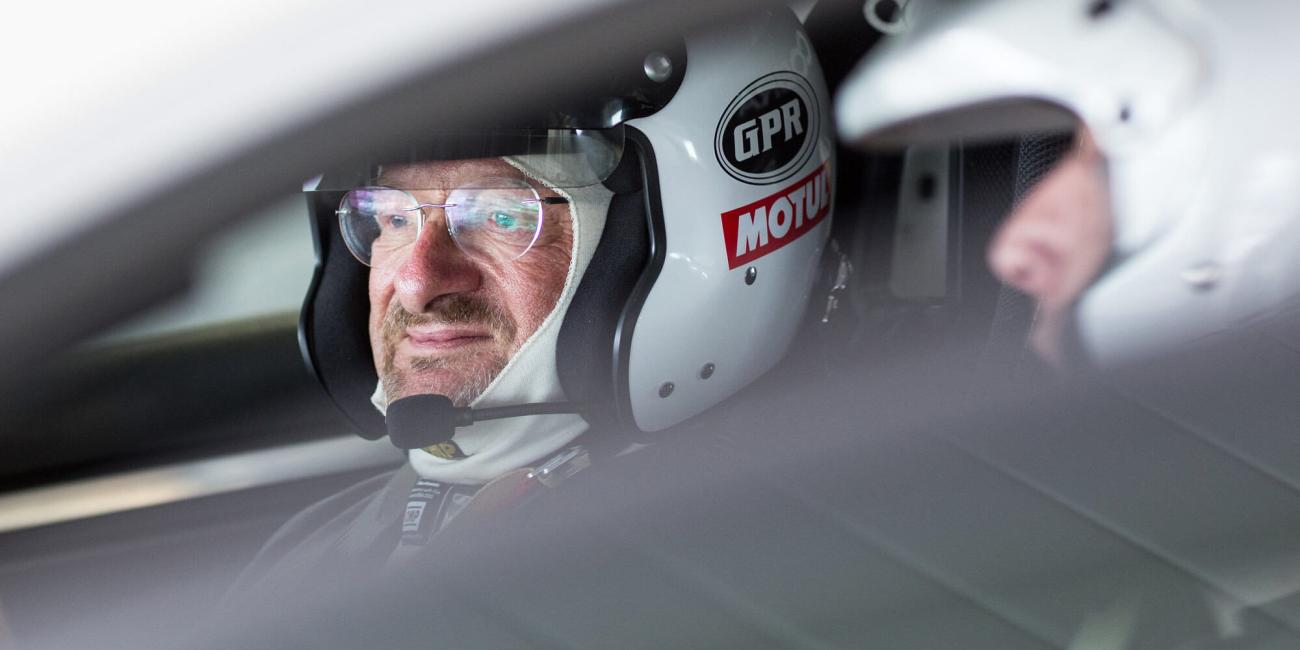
[[2, 0, 1299, 648]]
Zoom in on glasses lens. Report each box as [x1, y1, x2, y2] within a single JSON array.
[[446, 178, 545, 261], [338, 188, 420, 266]]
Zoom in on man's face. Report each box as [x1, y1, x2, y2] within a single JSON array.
[[986, 132, 1114, 367], [367, 158, 573, 406]]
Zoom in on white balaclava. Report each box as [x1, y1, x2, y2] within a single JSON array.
[[370, 154, 613, 485]]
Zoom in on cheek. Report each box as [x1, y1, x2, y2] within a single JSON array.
[[1058, 161, 1115, 273], [367, 268, 396, 346], [488, 224, 572, 338], [498, 248, 569, 327]]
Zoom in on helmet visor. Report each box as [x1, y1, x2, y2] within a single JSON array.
[[311, 127, 624, 190]]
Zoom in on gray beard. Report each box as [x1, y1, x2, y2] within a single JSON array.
[[381, 351, 506, 408]]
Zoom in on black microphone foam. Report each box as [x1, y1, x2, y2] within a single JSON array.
[[386, 394, 465, 450]]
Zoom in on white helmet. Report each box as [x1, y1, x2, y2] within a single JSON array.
[[836, 0, 1300, 366], [301, 7, 836, 480]]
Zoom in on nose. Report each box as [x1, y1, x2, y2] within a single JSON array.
[[987, 201, 1065, 306], [393, 209, 482, 314], [987, 141, 1113, 310]]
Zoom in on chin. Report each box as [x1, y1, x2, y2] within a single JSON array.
[[384, 365, 498, 407]]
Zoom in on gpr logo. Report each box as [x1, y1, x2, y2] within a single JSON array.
[[733, 99, 804, 163], [715, 71, 819, 185], [720, 162, 831, 269]]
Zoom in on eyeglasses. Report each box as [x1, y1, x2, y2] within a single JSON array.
[[337, 176, 569, 267]]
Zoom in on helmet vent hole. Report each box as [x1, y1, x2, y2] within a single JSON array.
[[1119, 104, 1133, 122], [1088, 0, 1114, 20], [658, 382, 675, 398], [745, 267, 758, 285], [873, 0, 901, 23], [865, 0, 911, 34]]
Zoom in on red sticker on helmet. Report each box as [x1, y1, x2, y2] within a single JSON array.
[[720, 162, 831, 270]]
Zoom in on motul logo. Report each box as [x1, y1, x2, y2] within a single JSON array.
[[721, 162, 831, 270]]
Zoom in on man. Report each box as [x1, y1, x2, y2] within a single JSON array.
[[232, 5, 839, 596], [834, 1, 1300, 646], [836, 0, 1300, 372]]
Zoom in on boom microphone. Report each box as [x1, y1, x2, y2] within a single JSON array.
[[385, 394, 584, 450]]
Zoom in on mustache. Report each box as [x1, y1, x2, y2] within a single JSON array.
[[381, 295, 516, 347]]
